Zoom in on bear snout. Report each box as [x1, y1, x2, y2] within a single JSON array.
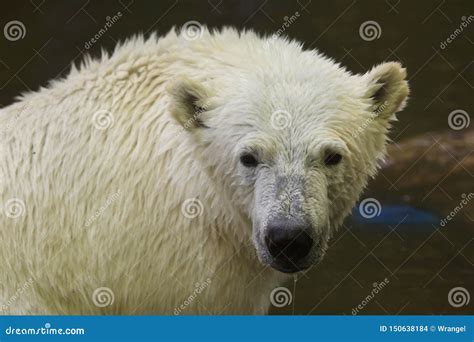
[[264, 218, 314, 273]]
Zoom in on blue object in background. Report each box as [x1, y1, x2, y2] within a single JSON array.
[[351, 203, 439, 231]]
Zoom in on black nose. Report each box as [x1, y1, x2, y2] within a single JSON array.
[[264, 219, 313, 270]]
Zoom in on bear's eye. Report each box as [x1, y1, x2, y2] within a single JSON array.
[[324, 152, 342, 166], [240, 153, 259, 168]]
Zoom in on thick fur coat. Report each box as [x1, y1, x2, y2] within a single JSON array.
[[0, 28, 408, 314]]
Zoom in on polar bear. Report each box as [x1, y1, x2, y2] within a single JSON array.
[[0, 27, 409, 314]]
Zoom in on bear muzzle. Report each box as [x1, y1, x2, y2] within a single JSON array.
[[264, 217, 314, 273]]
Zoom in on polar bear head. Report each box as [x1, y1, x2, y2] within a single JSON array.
[[168, 38, 409, 274]]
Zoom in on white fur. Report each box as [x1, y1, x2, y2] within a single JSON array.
[[0, 28, 408, 314]]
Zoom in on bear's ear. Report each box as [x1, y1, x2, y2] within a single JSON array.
[[363, 62, 409, 119], [167, 77, 212, 130]]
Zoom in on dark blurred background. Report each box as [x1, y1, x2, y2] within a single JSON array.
[[1, 0, 472, 315]]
